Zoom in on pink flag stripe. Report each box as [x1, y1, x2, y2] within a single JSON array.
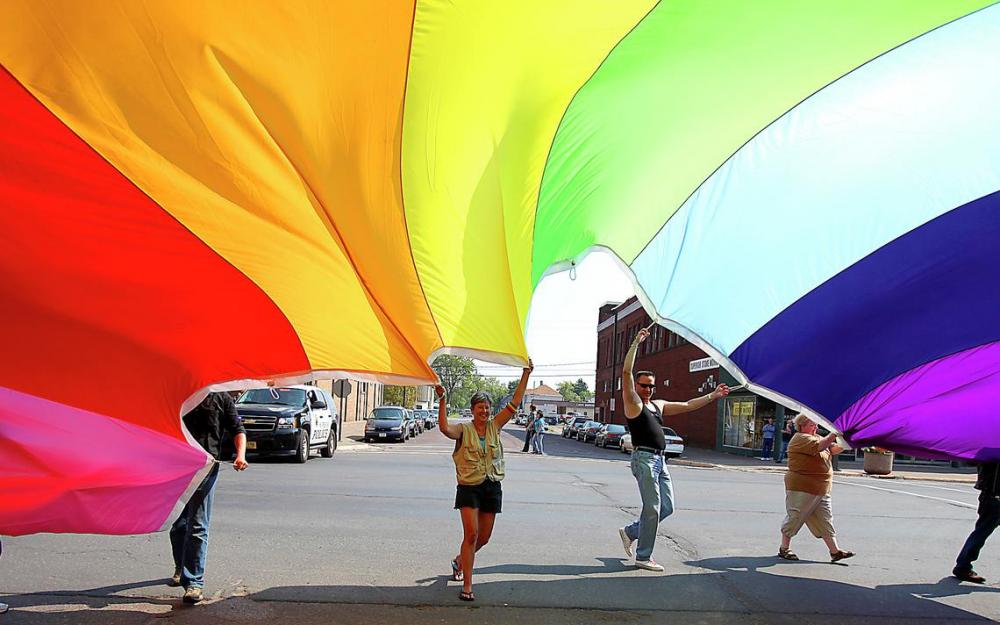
[[0, 386, 210, 536]]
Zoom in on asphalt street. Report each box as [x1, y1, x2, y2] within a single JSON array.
[[1, 424, 997, 624]]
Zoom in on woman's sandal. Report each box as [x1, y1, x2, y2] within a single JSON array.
[[777, 547, 799, 561], [451, 558, 463, 581], [459, 590, 475, 602], [830, 550, 855, 563]]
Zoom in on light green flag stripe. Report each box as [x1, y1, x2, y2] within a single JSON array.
[[531, 0, 992, 286]]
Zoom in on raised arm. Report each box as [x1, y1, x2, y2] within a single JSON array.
[[659, 385, 730, 417], [436, 385, 463, 440], [622, 329, 648, 419], [817, 432, 840, 453], [495, 360, 533, 429]]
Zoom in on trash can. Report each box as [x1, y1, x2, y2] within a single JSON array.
[[863, 450, 894, 475]]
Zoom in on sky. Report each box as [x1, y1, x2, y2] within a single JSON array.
[[473, 251, 635, 393]]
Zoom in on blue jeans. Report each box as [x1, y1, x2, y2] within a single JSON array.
[[623, 450, 674, 561], [170, 463, 220, 589], [955, 492, 1000, 573], [532, 432, 544, 454], [762, 438, 774, 459]]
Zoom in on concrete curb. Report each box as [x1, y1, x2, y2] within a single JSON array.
[[670, 458, 976, 484]]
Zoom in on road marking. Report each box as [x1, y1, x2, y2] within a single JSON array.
[[833, 479, 977, 510], [888, 481, 975, 495]]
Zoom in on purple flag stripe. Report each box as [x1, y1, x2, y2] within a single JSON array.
[[835, 341, 1000, 461]]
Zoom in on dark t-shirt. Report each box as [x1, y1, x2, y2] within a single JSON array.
[[183, 392, 245, 460], [627, 402, 665, 450], [976, 462, 1000, 496]]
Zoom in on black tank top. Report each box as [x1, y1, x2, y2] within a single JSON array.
[[627, 402, 665, 450]]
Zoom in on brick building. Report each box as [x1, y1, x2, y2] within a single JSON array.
[[315, 379, 385, 428], [594, 297, 723, 449]]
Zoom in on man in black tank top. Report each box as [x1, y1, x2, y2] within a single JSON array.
[[617, 326, 729, 571]]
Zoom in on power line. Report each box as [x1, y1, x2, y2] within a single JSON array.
[[474, 360, 595, 369]]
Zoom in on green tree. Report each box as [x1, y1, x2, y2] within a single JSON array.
[[457, 376, 508, 413], [383, 385, 415, 408], [572, 378, 593, 401], [431, 355, 476, 409], [557, 381, 582, 402]]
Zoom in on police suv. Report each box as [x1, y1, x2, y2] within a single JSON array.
[[235, 385, 338, 463]]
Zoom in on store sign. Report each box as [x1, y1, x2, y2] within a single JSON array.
[[689, 357, 719, 373]]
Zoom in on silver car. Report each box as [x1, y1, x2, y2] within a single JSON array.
[[620, 427, 684, 458]]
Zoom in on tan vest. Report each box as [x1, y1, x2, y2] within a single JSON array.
[[452, 419, 505, 485]]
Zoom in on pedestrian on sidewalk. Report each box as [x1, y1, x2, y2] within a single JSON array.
[[761, 418, 775, 460], [531, 410, 546, 454], [437, 360, 533, 602], [780, 420, 796, 461], [777, 413, 853, 563], [617, 327, 729, 572], [953, 461, 999, 584], [169, 391, 248, 604], [521, 408, 535, 453]]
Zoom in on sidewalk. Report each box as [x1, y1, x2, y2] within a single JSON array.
[[672, 446, 977, 484], [339, 418, 371, 450]]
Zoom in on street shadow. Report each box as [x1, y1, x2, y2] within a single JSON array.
[[0, 578, 190, 623], [687, 557, 997, 621], [691, 554, 819, 569], [879, 576, 1000, 599], [414, 557, 629, 584], [473, 557, 631, 576], [253, 570, 995, 620], [4, 569, 995, 623]]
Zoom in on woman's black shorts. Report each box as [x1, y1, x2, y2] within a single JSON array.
[[454, 479, 503, 513]]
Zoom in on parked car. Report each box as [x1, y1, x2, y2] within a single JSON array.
[[407, 409, 423, 435], [619, 427, 684, 457], [544, 415, 558, 426], [415, 409, 435, 429], [595, 424, 627, 448], [578, 421, 603, 443], [235, 385, 338, 463], [364, 406, 409, 443], [663, 426, 685, 458], [514, 413, 529, 426], [563, 417, 589, 438]]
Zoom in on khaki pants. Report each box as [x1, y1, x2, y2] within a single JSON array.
[[782, 490, 835, 539]]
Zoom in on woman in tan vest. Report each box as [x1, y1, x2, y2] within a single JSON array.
[[778, 413, 854, 562], [436, 360, 533, 602]]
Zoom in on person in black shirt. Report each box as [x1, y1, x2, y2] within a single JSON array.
[[617, 327, 729, 571], [953, 462, 1000, 583], [169, 391, 247, 603]]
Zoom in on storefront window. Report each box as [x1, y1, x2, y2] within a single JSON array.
[[723, 396, 758, 448]]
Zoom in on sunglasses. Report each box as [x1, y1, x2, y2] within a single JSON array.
[[637, 383, 656, 389]]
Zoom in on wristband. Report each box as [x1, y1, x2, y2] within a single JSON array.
[[506, 402, 516, 412]]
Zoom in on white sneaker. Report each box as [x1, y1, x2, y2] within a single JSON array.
[[618, 528, 634, 559], [634, 558, 665, 572]]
